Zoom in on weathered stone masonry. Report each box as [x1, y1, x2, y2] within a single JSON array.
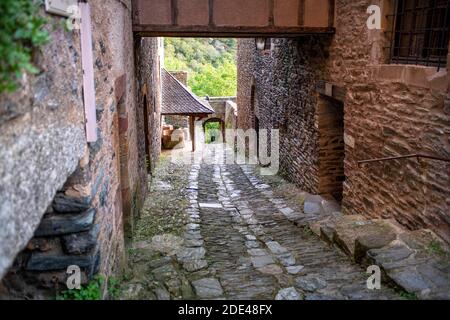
[[238, 0, 449, 242], [0, 0, 162, 298]]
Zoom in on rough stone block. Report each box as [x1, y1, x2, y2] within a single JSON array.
[[367, 229, 450, 299], [26, 248, 98, 271], [251, 255, 275, 268], [62, 224, 99, 255], [191, 278, 224, 299], [275, 287, 303, 300], [295, 275, 327, 292], [26, 238, 57, 252], [34, 208, 96, 237], [52, 193, 91, 213]]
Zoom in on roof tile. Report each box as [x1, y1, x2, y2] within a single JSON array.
[[161, 69, 214, 115]]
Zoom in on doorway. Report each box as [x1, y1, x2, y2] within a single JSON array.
[[143, 95, 152, 173], [203, 118, 225, 144], [317, 96, 345, 202]]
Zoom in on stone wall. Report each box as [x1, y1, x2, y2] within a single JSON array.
[[0, 7, 87, 283], [136, 37, 163, 175], [164, 115, 189, 129], [317, 97, 345, 201], [237, 38, 321, 193], [237, 0, 450, 242], [0, 0, 158, 298]]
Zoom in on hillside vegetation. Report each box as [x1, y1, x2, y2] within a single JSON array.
[[164, 38, 237, 97]]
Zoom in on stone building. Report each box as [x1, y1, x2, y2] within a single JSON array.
[[161, 68, 214, 151], [0, 1, 162, 298], [161, 69, 237, 147], [237, 0, 450, 242]]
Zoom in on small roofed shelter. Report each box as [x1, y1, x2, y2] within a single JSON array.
[[161, 68, 214, 151]]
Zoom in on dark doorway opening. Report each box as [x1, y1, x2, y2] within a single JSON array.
[[317, 96, 345, 202], [143, 95, 151, 173], [203, 118, 225, 144], [255, 116, 260, 157]]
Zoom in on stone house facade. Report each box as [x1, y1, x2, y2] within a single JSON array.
[[237, 0, 450, 242], [0, 0, 162, 298]]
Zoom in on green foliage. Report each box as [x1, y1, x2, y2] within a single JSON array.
[[0, 0, 50, 93], [164, 38, 237, 97], [205, 121, 221, 143], [57, 275, 104, 300], [399, 291, 418, 300], [427, 240, 447, 257], [56, 275, 123, 300], [107, 277, 121, 299], [301, 225, 314, 238]]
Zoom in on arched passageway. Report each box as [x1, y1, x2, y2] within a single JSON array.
[[203, 118, 225, 144]]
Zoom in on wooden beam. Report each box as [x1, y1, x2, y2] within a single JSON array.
[[189, 116, 196, 152], [133, 25, 335, 38], [171, 0, 178, 25], [298, 0, 305, 26], [209, 0, 214, 26], [328, 0, 335, 27], [268, 0, 274, 27]]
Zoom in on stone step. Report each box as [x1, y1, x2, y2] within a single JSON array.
[[303, 194, 341, 216], [367, 229, 450, 300], [308, 214, 450, 299]]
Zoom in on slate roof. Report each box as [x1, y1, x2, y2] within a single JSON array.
[[161, 68, 214, 115]]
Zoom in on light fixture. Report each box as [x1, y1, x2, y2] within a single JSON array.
[[255, 38, 266, 51]]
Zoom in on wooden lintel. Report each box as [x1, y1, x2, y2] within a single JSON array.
[[133, 25, 335, 38], [189, 116, 195, 152]]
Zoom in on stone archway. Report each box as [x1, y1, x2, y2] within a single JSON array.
[[203, 117, 226, 144]]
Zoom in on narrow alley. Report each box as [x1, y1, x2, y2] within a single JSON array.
[[0, 0, 449, 303], [120, 145, 401, 300]]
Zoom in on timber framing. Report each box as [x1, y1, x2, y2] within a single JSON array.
[[132, 0, 336, 38]]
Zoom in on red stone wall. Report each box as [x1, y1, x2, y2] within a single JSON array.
[[237, 38, 321, 194], [136, 37, 162, 175], [238, 0, 449, 242], [0, 0, 159, 297], [324, 0, 449, 242]]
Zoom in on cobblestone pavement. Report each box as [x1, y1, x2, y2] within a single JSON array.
[[120, 145, 402, 300]]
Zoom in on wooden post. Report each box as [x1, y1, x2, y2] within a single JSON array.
[[189, 116, 195, 152]]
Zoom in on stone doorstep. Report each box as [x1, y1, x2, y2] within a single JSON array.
[[316, 215, 400, 260]]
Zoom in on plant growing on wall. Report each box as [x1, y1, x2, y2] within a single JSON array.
[[0, 0, 50, 93]]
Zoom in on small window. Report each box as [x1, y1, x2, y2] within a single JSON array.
[[388, 0, 450, 69]]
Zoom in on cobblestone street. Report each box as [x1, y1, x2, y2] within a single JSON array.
[[120, 145, 402, 300]]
